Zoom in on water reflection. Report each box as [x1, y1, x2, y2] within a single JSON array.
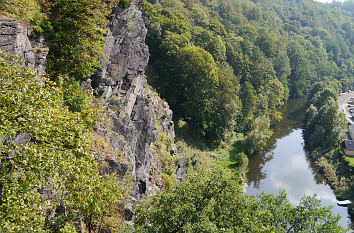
[[251, 131, 335, 203], [246, 99, 352, 229], [246, 98, 307, 186]]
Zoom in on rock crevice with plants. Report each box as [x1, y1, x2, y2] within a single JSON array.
[[87, 0, 185, 200], [0, 0, 185, 227]]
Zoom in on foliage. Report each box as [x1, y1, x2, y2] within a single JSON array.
[[2, 0, 354, 228], [243, 116, 273, 155], [174, 46, 219, 137], [303, 82, 353, 224], [1, 0, 130, 80], [144, 0, 354, 148], [43, 0, 111, 79], [286, 40, 312, 97], [134, 171, 346, 232], [0, 0, 47, 29], [61, 76, 97, 126], [213, 134, 248, 174], [62, 78, 91, 112], [153, 131, 178, 190], [146, 7, 242, 143], [119, 0, 130, 8], [304, 85, 346, 152], [0, 51, 127, 232], [343, 156, 354, 167], [175, 122, 247, 176]]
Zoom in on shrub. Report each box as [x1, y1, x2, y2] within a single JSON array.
[[0, 0, 47, 28], [134, 171, 345, 232], [0, 50, 126, 232]]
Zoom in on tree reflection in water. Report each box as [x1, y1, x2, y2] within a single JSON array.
[[245, 98, 352, 229], [246, 98, 306, 187]]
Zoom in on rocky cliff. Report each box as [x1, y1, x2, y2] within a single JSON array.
[[0, 0, 184, 224], [86, 0, 185, 202], [0, 17, 48, 75]]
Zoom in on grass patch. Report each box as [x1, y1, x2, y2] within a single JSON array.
[[214, 134, 248, 174], [343, 156, 354, 167], [175, 120, 248, 176]]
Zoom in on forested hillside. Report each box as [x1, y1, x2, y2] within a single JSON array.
[[0, 0, 353, 231], [303, 79, 354, 224], [144, 0, 354, 148], [142, 0, 354, 228]]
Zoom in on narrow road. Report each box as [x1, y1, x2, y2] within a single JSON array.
[[338, 91, 354, 125]]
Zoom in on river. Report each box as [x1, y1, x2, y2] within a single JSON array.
[[246, 98, 353, 230]]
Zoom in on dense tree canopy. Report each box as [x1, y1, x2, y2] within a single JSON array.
[[144, 0, 354, 146], [1, 0, 354, 231], [134, 171, 346, 232], [303, 80, 353, 223], [304, 83, 347, 152]]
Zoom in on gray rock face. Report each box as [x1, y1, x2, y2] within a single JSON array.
[[0, 18, 48, 74], [88, 0, 185, 200], [13, 133, 31, 146], [0, 0, 185, 224]]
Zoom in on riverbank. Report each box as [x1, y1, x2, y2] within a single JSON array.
[[336, 91, 354, 225], [246, 98, 353, 229], [247, 130, 352, 228], [306, 148, 354, 229], [303, 85, 354, 229]]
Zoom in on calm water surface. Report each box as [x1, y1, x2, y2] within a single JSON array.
[[246, 98, 352, 230]]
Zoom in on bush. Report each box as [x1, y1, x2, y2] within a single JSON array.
[[0, 0, 47, 28], [0, 50, 127, 232], [343, 156, 354, 167], [62, 77, 91, 113], [243, 116, 273, 155], [134, 170, 345, 232], [119, 0, 130, 8]]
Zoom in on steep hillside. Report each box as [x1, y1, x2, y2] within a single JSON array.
[[0, 0, 184, 230], [0, 0, 353, 231], [85, 0, 185, 199], [144, 0, 354, 147]]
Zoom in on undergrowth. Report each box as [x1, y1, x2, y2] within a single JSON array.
[[175, 119, 248, 178]]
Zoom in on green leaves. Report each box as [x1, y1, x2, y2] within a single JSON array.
[[40, 0, 130, 80], [243, 116, 273, 155], [304, 85, 346, 152], [0, 51, 126, 232], [134, 171, 346, 233], [145, 0, 354, 149], [134, 171, 243, 233], [144, 2, 243, 143], [44, 0, 107, 79], [0, 0, 47, 28]]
